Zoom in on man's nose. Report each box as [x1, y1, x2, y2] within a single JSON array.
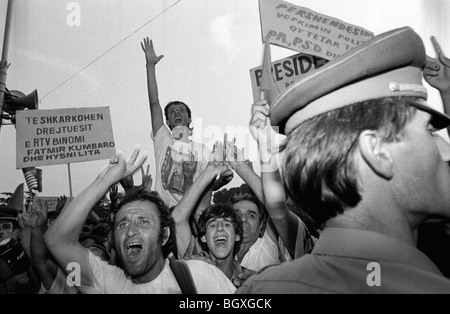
[[126, 222, 138, 237], [435, 134, 450, 162]]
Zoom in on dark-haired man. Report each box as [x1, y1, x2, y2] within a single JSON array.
[[45, 147, 235, 293], [196, 203, 256, 288], [141, 38, 233, 208], [238, 27, 450, 293]]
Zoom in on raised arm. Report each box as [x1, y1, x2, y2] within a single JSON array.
[[225, 138, 263, 203], [140, 164, 153, 191], [54, 195, 67, 214], [423, 36, 450, 137], [141, 37, 165, 136], [119, 173, 135, 194], [20, 198, 58, 291], [172, 144, 229, 257], [250, 99, 299, 258], [44, 147, 148, 287]]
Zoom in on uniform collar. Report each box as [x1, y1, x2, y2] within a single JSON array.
[[313, 228, 443, 276]]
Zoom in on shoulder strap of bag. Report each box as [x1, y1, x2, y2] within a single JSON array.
[[169, 255, 198, 294]]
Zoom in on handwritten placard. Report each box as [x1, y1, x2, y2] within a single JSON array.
[[259, 0, 374, 59], [16, 107, 115, 168]]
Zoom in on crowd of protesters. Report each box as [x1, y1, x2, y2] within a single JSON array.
[[1, 26, 450, 294]]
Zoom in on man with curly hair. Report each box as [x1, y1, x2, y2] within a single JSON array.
[[45, 147, 235, 294], [196, 203, 256, 288]]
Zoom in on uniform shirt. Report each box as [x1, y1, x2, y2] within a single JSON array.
[[78, 251, 236, 294], [237, 228, 450, 294]]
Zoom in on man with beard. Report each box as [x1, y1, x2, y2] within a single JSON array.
[[45, 146, 235, 293]]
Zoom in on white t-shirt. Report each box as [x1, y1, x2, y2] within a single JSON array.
[[152, 125, 209, 208], [241, 216, 315, 271], [240, 231, 281, 272], [77, 251, 236, 294], [38, 266, 78, 294]]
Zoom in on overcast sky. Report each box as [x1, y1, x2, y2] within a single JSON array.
[[0, 0, 448, 198]]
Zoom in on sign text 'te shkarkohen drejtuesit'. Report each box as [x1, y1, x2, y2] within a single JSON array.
[[16, 107, 115, 169]]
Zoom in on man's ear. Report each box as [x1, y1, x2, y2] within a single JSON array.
[[358, 130, 394, 179], [235, 234, 241, 242], [200, 235, 207, 243], [162, 227, 170, 246]]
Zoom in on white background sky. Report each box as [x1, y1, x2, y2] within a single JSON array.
[[0, 0, 449, 198]]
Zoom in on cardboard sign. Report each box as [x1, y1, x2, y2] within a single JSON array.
[[259, 0, 374, 59], [32, 196, 64, 212], [250, 52, 328, 102], [16, 107, 115, 168]]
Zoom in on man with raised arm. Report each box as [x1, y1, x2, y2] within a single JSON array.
[[141, 38, 232, 208], [45, 146, 235, 293]]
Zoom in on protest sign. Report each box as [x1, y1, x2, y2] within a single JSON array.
[[16, 107, 115, 168], [33, 196, 73, 212], [250, 52, 328, 102], [259, 0, 374, 59]]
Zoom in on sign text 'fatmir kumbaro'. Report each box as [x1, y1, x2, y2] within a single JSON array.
[[16, 107, 115, 168], [259, 0, 374, 60]]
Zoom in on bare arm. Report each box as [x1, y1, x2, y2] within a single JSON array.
[[19, 199, 58, 291], [172, 144, 229, 257], [260, 164, 299, 257], [141, 37, 165, 136], [45, 147, 148, 287], [15, 208, 41, 293], [225, 141, 264, 203], [30, 229, 57, 291], [250, 98, 299, 257]]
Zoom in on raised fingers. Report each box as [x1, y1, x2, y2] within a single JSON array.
[[431, 36, 442, 55], [431, 36, 450, 67]]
